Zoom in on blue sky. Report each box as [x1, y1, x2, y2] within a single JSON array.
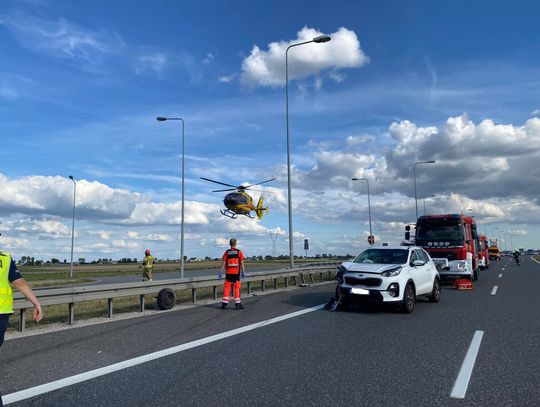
[[1, 0, 540, 261]]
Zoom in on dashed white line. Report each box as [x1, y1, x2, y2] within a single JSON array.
[[491, 286, 498, 295], [450, 330, 484, 399], [3, 304, 325, 405], [498, 274, 502, 278]]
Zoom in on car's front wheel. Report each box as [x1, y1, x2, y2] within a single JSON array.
[[428, 278, 441, 303], [400, 283, 415, 313]]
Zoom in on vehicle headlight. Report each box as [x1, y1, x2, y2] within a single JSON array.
[[456, 261, 466, 270], [382, 266, 402, 277]]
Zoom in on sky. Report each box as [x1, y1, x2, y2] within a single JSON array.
[[1, 0, 540, 262]]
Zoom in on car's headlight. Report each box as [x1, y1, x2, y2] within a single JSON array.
[[382, 266, 402, 277], [456, 261, 466, 270]]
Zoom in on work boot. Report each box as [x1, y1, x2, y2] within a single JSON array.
[[221, 302, 228, 309], [235, 303, 245, 310]]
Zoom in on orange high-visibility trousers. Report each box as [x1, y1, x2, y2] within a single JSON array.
[[222, 280, 241, 304]]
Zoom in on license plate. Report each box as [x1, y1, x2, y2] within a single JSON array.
[[351, 287, 369, 295]]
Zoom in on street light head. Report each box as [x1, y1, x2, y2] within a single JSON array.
[[313, 34, 331, 43], [156, 116, 168, 122], [68, 175, 73, 180], [427, 160, 436, 164]]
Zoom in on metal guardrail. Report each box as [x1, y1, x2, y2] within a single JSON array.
[[13, 264, 339, 332]]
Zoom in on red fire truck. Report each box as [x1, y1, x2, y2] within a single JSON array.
[[412, 214, 480, 281], [478, 234, 489, 270]]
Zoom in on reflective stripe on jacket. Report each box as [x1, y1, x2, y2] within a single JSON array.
[[0, 252, 13, 314]]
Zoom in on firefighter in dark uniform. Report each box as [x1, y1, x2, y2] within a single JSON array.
[[219, 238, 245, 310]]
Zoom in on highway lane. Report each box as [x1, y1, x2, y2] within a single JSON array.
[[2, 257, 539, 406]]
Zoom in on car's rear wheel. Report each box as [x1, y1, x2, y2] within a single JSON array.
[[400, 283, 415, 313], [429, 278, 441, 303]]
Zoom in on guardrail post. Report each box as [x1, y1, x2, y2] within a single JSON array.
[[247, 281, 251, 295], [274, 278, 278, 290], [310, 274, 315, 284], [192, 288, 197, 303], [261, 280, 265, 292], [284, 277, 289, 288], [213, 286, 217, 300], [320, 272, 324, 282], [139, 295, 145, 312], [292, 276, 297, 286], [19, 308, 26, 332], [68, 303, 74, 325], [107, 298, 113, 318], [328, 271, 332, 280]]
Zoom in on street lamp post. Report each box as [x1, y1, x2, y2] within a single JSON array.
[[413, 160, 436, 220], [423, 194, 436, 215], [68, 175, 76, 278], [352, 178, 373, 245], [156, 116, 185, 278], [285, 34, 331, 268]]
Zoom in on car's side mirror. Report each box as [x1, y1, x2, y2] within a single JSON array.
[[411, 260, 425, 267]]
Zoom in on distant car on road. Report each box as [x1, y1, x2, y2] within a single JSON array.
[[334, 246, 440, 313]]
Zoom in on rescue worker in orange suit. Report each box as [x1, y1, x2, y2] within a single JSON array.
[[219, 238, 245, 310]]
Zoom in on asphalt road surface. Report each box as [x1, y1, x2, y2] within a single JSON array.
[[1, 256, 538, 406]]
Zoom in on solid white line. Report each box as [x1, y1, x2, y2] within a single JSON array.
[[498, 274, 502, 278], [3, 304, 325, 405], [491, 286, 498, 295], [450, 330, 484, 399]]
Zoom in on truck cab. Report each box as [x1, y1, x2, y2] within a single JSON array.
[[413, 214, 480, 281]]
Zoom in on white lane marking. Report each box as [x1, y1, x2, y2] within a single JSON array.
[[450, 330, 484, 399], [3, 304, 325, 405], [498, 274, 502, 278], [491, 286, 498, 295], [502, 268, 505, 271]]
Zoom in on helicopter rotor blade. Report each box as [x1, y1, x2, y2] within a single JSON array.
[[200, 177, 238, 188], [243, 178, 276, 189], [211, 188, 237, 192]]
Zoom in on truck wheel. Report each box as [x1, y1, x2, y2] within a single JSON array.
[[429, 278, 441, 303], [400, 284, 415, 313], [473, 269, 479, 281], [157, 288, 176, 310]]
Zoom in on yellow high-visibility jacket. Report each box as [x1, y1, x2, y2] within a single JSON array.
[[0, 251, 14, 314]]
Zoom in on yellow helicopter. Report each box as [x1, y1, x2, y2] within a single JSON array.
[[200, 177, 275, 219]]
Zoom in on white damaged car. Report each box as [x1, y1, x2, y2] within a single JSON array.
[[333, 246, 440, 313]]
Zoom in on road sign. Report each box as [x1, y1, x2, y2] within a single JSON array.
[[367, 235, 374, 245], [304, 239, 309, 250]]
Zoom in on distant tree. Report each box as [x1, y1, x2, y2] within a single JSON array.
[[51, 258, 60, 264]]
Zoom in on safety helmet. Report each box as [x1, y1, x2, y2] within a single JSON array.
[[145, 249, 151, 255]]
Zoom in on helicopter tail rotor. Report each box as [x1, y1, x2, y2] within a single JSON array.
[[255, 197, 268, 220]]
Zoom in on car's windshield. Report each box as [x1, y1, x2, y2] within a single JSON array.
[[416, 222, 464, 244], [353, 249, 409, 265]]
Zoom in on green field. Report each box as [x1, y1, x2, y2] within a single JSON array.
[[19, 258, 336, 287]]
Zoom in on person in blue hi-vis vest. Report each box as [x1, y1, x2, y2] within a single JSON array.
[[1, 250, 43, 407]]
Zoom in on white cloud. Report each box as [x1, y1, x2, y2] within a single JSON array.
[[240, 26, 369, 88], [112, 239, 140, 249], [146, 233, 171, 241], [126, 231, 140, 239], [135, 51, 168, 74], [87, 230, 112, 240], [0, 12, 124, 65], [203, 53, 215, 64], [218, 74, 236, 83], [532, 109, 540, 116]]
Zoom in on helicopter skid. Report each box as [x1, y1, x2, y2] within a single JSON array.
[[220, 209, 254, 219]]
